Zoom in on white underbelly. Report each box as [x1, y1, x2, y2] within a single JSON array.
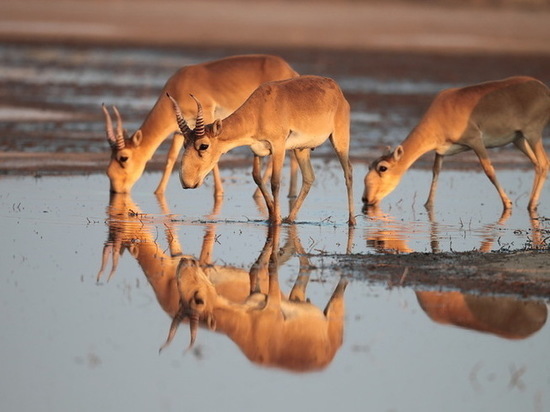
[[285, 130, 330, 150], [250, 140, 272, 157], [439, 143, 470, 156]]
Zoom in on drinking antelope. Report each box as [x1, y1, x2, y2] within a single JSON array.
[[169, 75, 356, 225], [102, 54, 298, 194], [98, 195, 346, 371], [97, 193, 260, 305], [363, 76, 550, 212]]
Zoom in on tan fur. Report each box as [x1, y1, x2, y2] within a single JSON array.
[[97, 194, 269, 314], [104, 54, 298, 194], [170, 225, 348, 372], [175, 75, 356, 225], [363, 76, 550, 212], [416, 291, 547, 339], [98, 195, 346, 371]]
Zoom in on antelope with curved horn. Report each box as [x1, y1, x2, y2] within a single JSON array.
[[96, 193, 260, 313], [102, 54, 298, 194], [160, 225, 348, 372], [363, 76, 550, 212], [169, 75, 356, 225], [98, 194, 347, 371]]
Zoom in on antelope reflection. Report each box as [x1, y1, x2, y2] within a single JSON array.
[[363, 205, 547, 254], [416, 291, 547, 339], [162, 224, 347, 371], [363, 205, 548, 339], [98, 194, 348, 372]]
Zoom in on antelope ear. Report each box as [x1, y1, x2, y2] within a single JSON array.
[[393, 145, 404, 161], [128, 244, 139, 258], [207, 314, 217, 331], [131, 130, 143, 147], [212, 119, 223, 137]]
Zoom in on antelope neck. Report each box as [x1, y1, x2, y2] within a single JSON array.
[[398, 126, 439, 171], [138, 104, 179, 158], [216, 112, 258, 151]]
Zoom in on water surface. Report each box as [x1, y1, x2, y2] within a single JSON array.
[[1, 170, 548, 412]]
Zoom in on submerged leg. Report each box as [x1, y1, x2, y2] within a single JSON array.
[[269, 147, 286, 224], [284, 149, 314, 223], [288, 151, 299, 198], [424, 153, 444, 209], [329, 114, 355, 225], [469, 140, 512, 210], [520, 134, 549, 211], [252, 155, 274, 216], [155, 132, 184, 195], [211, 164, 224, 198], [253, 156, 270, 199]]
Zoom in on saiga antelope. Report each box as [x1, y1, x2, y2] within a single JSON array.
[[416, 291, 546, 339], [96, 193, 269, 314], [161, 225, 348, 372], [363, 76, 550, 212], [102, 54, 298, 194], [97, 196, 346, 371], [168, 75, 356, 225]]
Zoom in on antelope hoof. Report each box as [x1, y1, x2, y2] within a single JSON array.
[[269, 215, 283, 225]]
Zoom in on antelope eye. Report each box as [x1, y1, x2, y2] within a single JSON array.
[[199, 143, 209, 151], [119, 156, 128, 163], [193, 291, 204, 306], [378, 165, 387, 173]]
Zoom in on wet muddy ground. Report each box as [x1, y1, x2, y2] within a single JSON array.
[[1, 40, 550, 412]]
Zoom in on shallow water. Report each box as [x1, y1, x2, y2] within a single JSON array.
[[1, 42, 550, 411], [1, 167, 549, 412]]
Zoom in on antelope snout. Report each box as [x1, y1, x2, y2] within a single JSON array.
[[181, 181, 199, 189], [361, 192, 375, 205]]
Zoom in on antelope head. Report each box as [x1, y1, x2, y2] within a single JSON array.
[[363, 145, 405, 206], [166, 93, 224, 189], [102, 105, 144, 193], [159, 257, 217, 353]]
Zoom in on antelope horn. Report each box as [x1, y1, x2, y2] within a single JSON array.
[[189, 94, 205, 137], [159, 304, 187, 354], [96, 234, 123, 283], [187, 311, 199, 351], [102, 104, 117, 148], [166, 93, 192, 137], [112, 106, 126, 150], [96, 242, 113, 283], [107, 237, 123, 282]]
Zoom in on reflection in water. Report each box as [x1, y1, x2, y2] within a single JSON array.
[[363, 205, 547, 254], [97, 194, 348, 372], [163, 224, 348, 372], [363, 205, 548, 339], [416, 291, 547, 339], [363, 205, 414, 253]]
